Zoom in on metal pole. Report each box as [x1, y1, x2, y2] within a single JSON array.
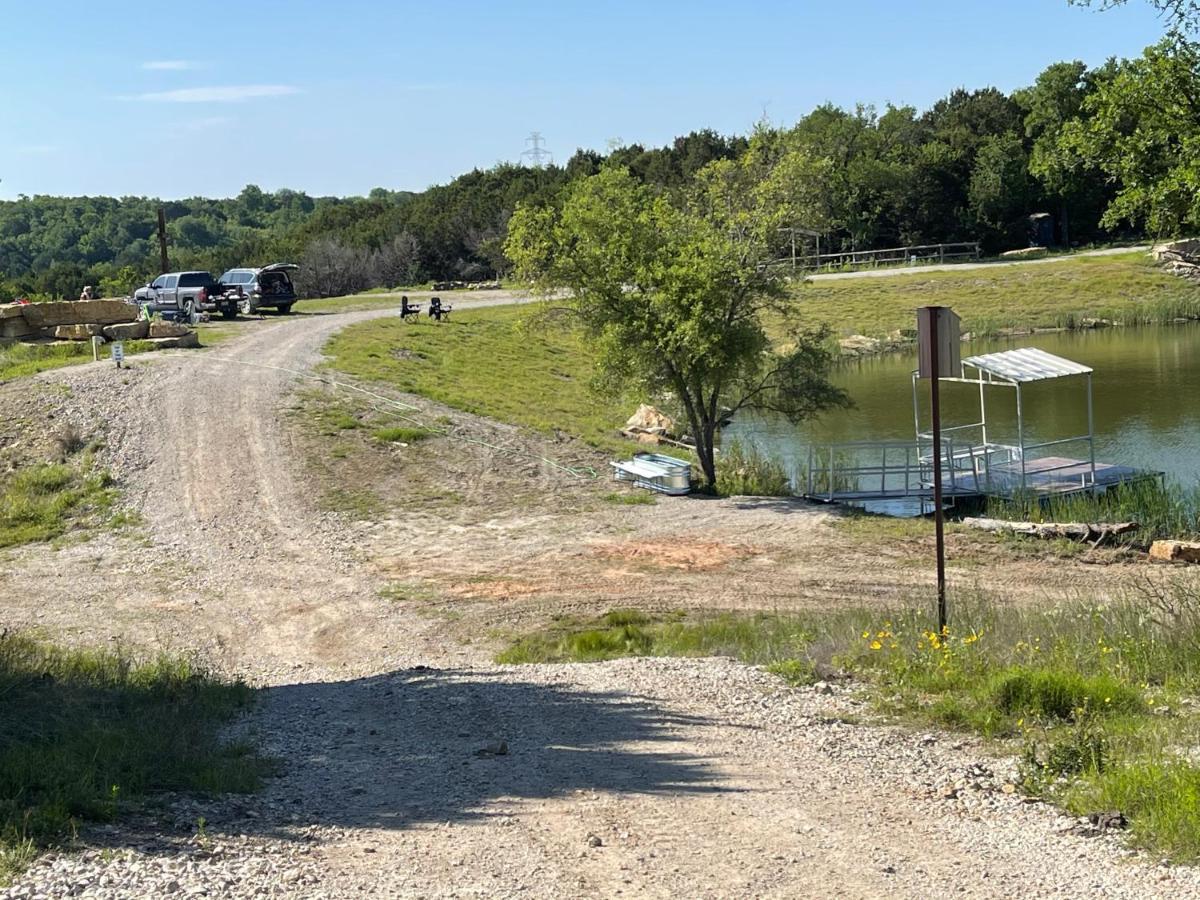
[[1015, 383, 1026, 494], [929, 312, 948, 635], [977, 368, 988, 448], [1086, 373, 1097, 490]]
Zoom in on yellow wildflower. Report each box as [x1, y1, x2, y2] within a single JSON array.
[[869, 640, 882, 651]]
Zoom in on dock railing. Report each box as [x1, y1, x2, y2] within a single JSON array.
[[802, 440, 973, 502]]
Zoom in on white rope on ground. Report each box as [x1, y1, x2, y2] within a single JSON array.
[[203, 355, 599, 479]]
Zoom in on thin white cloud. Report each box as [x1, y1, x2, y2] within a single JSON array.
[[142, 60, 198, 71], [126, 85, 300, 103], [13, 144, 57, 155]]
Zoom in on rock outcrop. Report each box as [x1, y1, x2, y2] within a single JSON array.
[[102, 320, 150, 341], [1149, 540, 1200, 563], [54, 323, 105, 340], [19, 299, 139, 328], [148, 320, 192, 339]]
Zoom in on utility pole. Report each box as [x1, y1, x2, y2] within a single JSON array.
[[521, 132, 553, 168], [156, 207, 170, 274]]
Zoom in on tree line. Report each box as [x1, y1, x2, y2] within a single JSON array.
[[1, 30, 1196, 301]]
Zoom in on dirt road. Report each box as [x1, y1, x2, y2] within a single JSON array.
[[1, 306, 1196, 898]]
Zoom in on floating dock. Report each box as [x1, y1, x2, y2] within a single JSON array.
[[801, 348, 1161, 506]]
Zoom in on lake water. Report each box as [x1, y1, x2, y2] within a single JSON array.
[[724, 324, 1200, 488]]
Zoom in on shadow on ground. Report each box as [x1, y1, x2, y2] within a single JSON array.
[[214, 666, 727, 837]]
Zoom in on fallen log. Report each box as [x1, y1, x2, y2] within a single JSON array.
[[962, 517, 1138, 545]]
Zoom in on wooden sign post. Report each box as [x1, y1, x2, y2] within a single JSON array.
[[916, 306, 960, 634]]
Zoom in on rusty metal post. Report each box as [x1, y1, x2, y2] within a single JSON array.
[[925, 310, 948, 634]]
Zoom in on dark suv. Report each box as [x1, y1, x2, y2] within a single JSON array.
[[218, 263, 300, 314]]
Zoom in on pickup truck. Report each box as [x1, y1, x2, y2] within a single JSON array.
[[133, 271, 244, 320]]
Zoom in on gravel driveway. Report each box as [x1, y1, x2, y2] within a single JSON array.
[[1, 303, 1195, 898]]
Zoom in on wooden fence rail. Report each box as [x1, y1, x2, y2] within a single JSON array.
[[771, 241, 981, 272]]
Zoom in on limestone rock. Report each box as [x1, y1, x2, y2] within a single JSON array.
[[145, 332, 200, 349], [1149, 540, 1200, 563], [54, 323, 104, 340], [102, 320, 150, 341], [148, 320, 193, 338], [22, 299, 138, 328], [624, 404, 676, 436], [0, 303, 26, 320], [1152, 238, 1200, 261], [1001, 247, 1048, 259], [0, 317, 36, 339]]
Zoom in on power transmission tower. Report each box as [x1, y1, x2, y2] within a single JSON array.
[[605, 137, 624, 153], [521, 132, 553, 167]]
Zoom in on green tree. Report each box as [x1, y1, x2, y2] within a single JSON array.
[[968, 133, 1035, 247], [1014, 60, 1109, 246], [1061, 39, 1200, 234], [506, 158, 848, 489]]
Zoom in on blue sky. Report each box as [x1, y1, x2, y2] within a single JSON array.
[[0, 0, 1170, 200]]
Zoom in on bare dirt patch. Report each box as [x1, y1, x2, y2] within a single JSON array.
[[588, 537, 760, 571]]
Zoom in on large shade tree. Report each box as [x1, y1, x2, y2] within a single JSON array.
[[1061, 39, 1200, 234], [506, 142, 849, 489]]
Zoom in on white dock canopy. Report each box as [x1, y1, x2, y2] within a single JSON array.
[[913, 345, 1099, 496], [960, 348, 1092, 383]]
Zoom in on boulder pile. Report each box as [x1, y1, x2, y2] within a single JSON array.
[[0, 299, 198, 349], [1152, 239, 1200, 281], [622, 404, 677, 444]]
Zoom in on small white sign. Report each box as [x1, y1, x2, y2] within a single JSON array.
[[111, 341, 125, 366]]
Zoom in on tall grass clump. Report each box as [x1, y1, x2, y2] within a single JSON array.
[[716, 441, 793, 497], [0, 634, 270, 881], [0, 462, 115, 548], [987, 478, 1200, 545], [497, 609, 812, 678]]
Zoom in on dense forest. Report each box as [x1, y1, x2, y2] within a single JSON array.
[[1, 32, 1197, 300]]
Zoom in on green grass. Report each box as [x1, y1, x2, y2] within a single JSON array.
[[373, 425, 431, 444], [324, 305, 631, 453], [0, 633, 269, 883], [791, 252, 1200, 341], [0, 340, 158, 382], [296, 294, 417, 314], [497, 608, 813, 669], [601, 491, 657, 506], [0, 460, 116, 548], [498, 586, 1200, 861]]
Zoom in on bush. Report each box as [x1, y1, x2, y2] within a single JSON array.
[[716, 441, 792, 497]]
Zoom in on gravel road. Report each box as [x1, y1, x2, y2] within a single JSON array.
[[1, 301, 1196, 898]]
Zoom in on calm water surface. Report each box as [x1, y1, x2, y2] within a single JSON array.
[[725, 325, 1200, 487]]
